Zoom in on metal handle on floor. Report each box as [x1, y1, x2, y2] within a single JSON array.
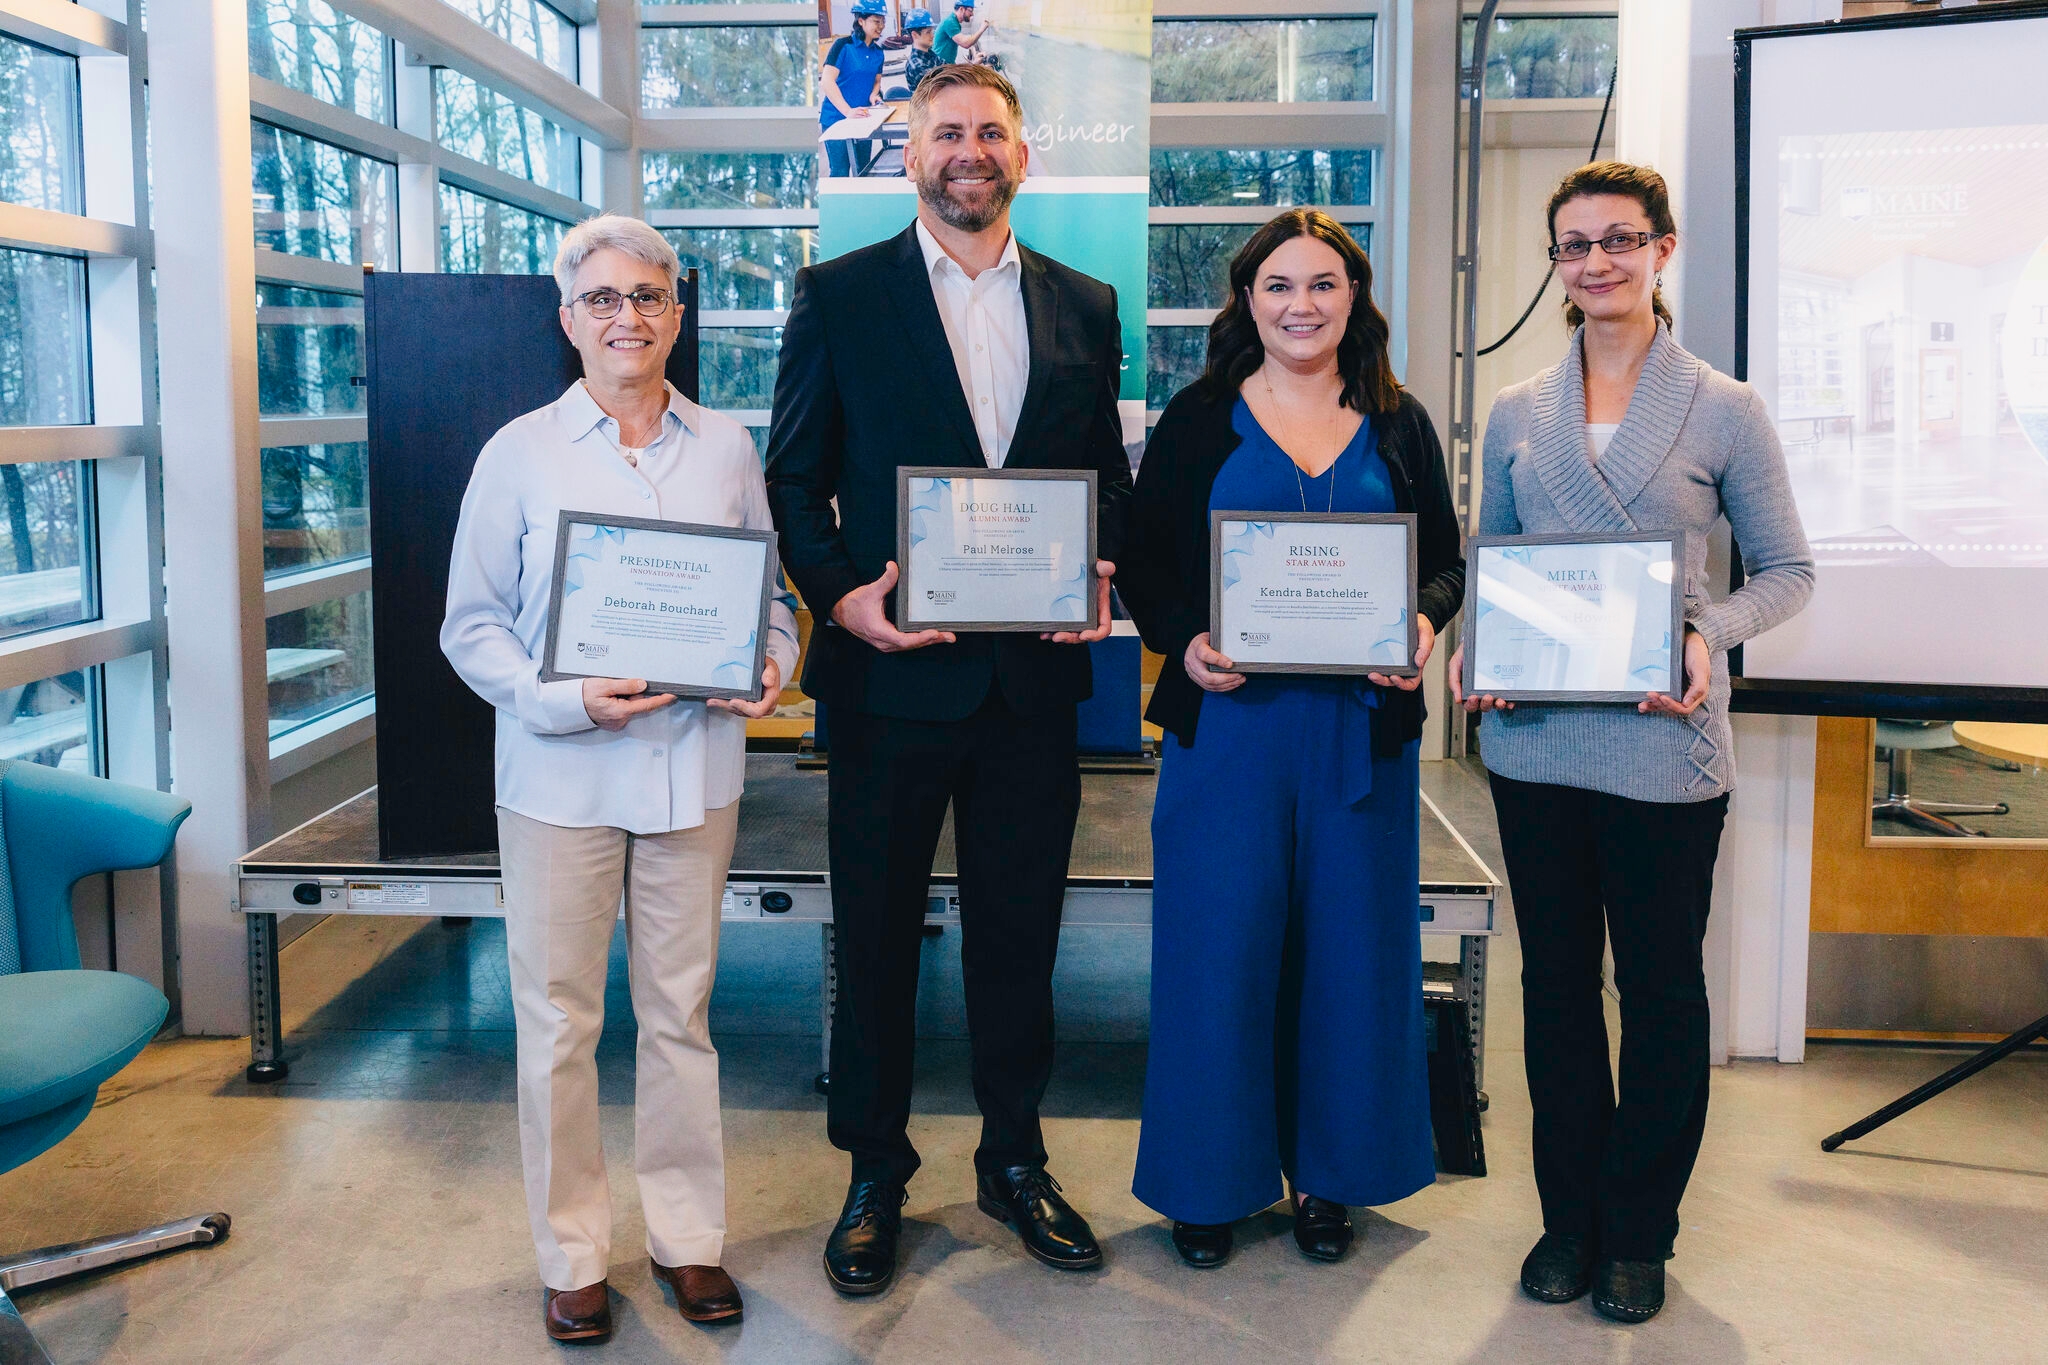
[[0, 1214, 230, 1293]]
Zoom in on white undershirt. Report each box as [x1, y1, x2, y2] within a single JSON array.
[[916, 219, 1028, 468], [619, 444, 647, 468], [1587, 422, 1620, 463]]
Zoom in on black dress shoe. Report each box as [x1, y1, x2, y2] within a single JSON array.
[[976, 1165, 1103, 1270], [1593, 1257, 1666, 1323], [1170, 1222, 1233, 1268], [823, 1179, 906, 1296], [1291, 1193, 1354, 1262], [1520, 1232, 1597, 1304]]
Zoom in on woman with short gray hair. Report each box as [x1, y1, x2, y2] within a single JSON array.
[[443, 211, 798, 1343]]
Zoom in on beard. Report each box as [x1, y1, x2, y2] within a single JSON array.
[[914, 158, 1022, 232]]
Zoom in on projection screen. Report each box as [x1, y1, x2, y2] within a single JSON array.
[[1733, 4, 2048, 719]]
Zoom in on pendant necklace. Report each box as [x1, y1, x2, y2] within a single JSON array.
[[1262, 368, 1338, 514]]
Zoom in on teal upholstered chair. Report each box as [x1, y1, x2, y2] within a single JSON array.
[[0, 761, 226, 1365]]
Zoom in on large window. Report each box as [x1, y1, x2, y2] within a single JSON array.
[[251, 122, 396, 269], [1148, 327, 1209, 412], [0, 461, 93, 642], [441, 0, 577, 79], [700, 327, 784, 410], [440, 183, 568, 274], [641, 26, 814, 108], [257, 283, 365, 417], [0, 32, 82, 214], [0, 670, 99, 773], [1150, 221, 1372, 310], [643, 151, 816, 211], [1462, 15, 1617, 99], [0, 248, 91, 427], [662, 227, 814, 312], [247, 0, 391, 123], [1151, 148, 1374, 208], [263, 443, 368, 577], [1152, 19, 1375, 104], [267, 590, 373, 738], [435, 68, 578, 196]]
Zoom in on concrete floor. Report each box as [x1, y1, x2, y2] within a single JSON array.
[[5, 760, 2047, 1363]]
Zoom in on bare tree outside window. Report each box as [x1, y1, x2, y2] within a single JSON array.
[[440, 183, 568, 274], [641, 26, 815, 108], [434, 68, 578, 197], [248, 0, 389, 123]]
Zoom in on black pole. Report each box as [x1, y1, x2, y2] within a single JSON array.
[[1821, 1010, 2048, 1152]]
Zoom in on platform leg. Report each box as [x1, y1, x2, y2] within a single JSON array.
[[1462, 932, 1489, 1101], [815, 924, 836, 1096], [245, 912, 287, 1083]]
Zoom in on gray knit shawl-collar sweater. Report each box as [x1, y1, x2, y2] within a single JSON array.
[[1476, 323, 1815, 803]]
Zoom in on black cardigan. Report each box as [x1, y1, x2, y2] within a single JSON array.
[[1118, 383, 1466, 753]]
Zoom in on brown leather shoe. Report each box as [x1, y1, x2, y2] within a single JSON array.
[[543, 1280, 612, 1342], [652, 1260, 744, 1323]]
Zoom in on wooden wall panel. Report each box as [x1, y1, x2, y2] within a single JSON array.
[[1810, 717, 2048, 937]]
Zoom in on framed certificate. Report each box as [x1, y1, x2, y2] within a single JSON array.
[[896, 467, 1099, 632], [1462, 531, 1686, 703], [1209, 511, 1419, 676], [540, 511, 778, 702]]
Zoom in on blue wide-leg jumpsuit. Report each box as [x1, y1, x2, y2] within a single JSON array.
[[1132, 399, 1436, 1226]]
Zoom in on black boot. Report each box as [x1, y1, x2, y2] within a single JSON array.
[[823, 1179, 906, 1296], [1170, 1222, 1233, 1268], [976, 1165, 1102, 1270], [1520, 1232, 1597, 1304], [1592, 1257, 1666, 1323]]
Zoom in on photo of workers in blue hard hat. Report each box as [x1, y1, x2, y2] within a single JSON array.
[[813, 1, 1147, 180], [902, 9, 941, 93]]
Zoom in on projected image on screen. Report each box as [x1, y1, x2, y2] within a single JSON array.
[[1773, 128, 2048, 570], [1740, 10, 2048, 695]]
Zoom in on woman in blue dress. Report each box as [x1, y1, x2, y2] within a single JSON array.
[[821, 0, 888, 178], [1119, 210, 1466, 1268]]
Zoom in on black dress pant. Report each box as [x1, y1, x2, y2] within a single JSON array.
[[1488, 771, 1730, 1262], [826, 691, 1081, 1187]]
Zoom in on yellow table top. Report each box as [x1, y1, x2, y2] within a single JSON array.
[[1951, 722, 2048, 767]]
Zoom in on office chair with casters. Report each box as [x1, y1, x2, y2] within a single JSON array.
[[1871, 719, 2009, 837], [0, 761, 223, 1365]]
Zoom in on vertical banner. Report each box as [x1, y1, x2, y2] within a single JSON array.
[[813, 1, 1152, 439]]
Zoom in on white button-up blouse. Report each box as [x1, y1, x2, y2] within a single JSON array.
[[441, 381, 800, 834]]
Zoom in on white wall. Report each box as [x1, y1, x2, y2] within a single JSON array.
[[1616, 0, 1840, 1063]]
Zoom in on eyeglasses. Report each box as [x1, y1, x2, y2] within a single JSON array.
[[1547, 231, 1662, 263], [569, 287, 674, 319]]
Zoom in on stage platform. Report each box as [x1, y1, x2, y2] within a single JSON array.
[[235, 754, 1499, 1097]]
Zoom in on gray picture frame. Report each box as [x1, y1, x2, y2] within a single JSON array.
[[1209, 510, 1421, 677], [895, 466, 1101, 633], [539, 510, 779, 703], [1461, 530, 1688, 704]]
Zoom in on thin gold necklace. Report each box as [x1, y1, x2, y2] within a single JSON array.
[[1262, 369, 1337, 514]]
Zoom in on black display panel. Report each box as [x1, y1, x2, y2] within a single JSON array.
[[365, 269, 701, 858]]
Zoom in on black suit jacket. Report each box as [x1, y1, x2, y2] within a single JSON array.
[[1117, 382, 1466, 754], [765, 223, 1132, 721]]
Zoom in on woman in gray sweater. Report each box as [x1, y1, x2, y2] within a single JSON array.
[[1449, 162, 1814, 1323]]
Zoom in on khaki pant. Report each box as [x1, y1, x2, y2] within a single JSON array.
[[497, 802, 739, 1291]]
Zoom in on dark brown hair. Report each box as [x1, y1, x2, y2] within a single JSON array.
[[1546, 160, 1677, 331], [906, 62, 1023, 138], [1198, 209, 1401, 415]]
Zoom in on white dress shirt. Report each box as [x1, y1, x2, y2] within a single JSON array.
[[917, 218, 1029, 467], [441, 380, 800, 835]]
